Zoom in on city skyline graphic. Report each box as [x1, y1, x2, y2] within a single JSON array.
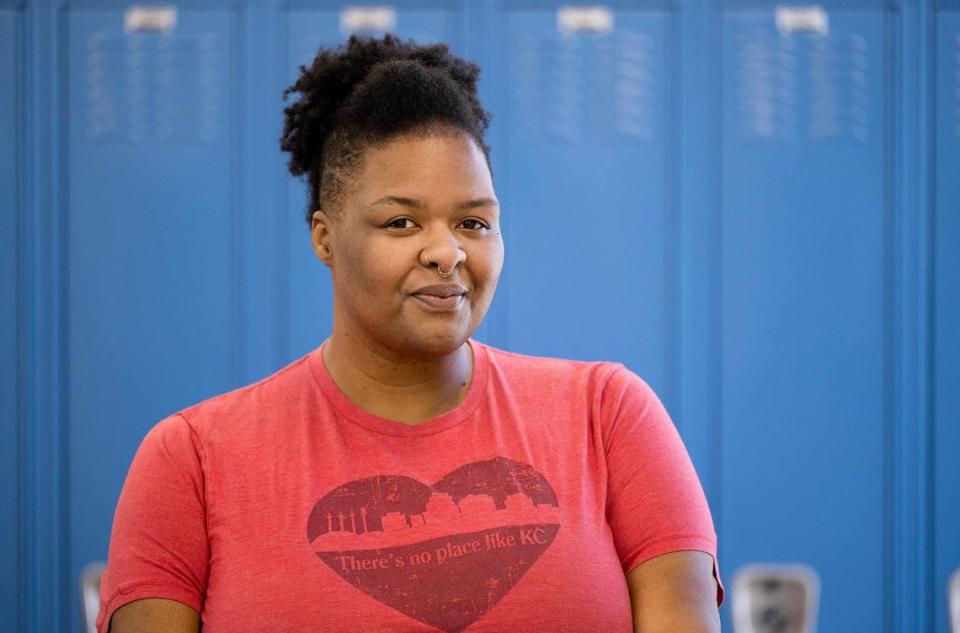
[[306, 456, 562, 632]]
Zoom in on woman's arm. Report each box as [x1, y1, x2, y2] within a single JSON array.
[[109, 598, 200, 633], [627, 550, 721, 633], [98, 416, 209, 632]]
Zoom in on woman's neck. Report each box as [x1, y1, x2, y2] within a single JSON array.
[[321, 329, 473, 425]]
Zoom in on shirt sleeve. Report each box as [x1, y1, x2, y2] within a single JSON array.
[[96, 413, 209, 632], [600, 365, 725, 605]]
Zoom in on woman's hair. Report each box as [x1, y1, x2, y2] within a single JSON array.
[[279, 33, 493, 226]]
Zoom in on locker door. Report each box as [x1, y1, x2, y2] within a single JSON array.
[[490, 2, 676, 396], [718, 7, 890, 631], [65, 5, 238, 632], [280, 2, 463, 363], [934, 8, 960, 633], [0, 2, 20, 621]]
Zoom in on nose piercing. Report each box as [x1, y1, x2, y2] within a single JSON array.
[[437, 265, 452, 278]]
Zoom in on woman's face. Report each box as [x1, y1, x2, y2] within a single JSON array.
[[312, 132, 504, 360]]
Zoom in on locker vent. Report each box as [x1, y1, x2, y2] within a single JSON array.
[[512, 29, 656, 144], [735, 29, 870, 144], [83, 30, 225, 145]]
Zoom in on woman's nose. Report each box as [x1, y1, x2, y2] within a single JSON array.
[[419, 225, 466, 273]]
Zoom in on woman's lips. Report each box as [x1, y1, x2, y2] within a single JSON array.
[[413, 293, 465, 310]]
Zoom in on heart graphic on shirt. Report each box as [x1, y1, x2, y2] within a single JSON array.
[[306, 457, 560, 633]]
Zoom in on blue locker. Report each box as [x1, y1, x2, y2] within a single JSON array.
[[935, 7, 960, 633], [0, 1, 21, 624], [718, 7, 891, 632], [64, 4, 238, 632], [489, 2, 676, 406]]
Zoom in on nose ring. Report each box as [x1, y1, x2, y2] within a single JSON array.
[[437, 265, 452, 278]]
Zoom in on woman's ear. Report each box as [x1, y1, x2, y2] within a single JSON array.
[[311, 209, 334, 267]]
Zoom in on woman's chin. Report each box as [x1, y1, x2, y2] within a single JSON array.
[[397, 326, 474, 360]]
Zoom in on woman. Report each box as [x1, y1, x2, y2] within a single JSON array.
[[98, 34, 723, 632]]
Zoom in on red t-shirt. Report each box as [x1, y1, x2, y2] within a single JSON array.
[[97, 339, 723, 632]]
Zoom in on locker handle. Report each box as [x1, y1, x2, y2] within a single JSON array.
[[556, 6, 614, 34], [340, 6, 397, 34], [775, 5, 829, 35], [124, 5, 178, 33]]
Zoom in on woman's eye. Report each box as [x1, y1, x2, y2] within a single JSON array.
[[384, 217, 488, 231], [459, 218, 489, 230], [386, 218, 416, 229]]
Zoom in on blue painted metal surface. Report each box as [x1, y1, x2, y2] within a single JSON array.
[[1, 0, 955, 631], [0, 2, 21, 627], [493, 4, 677, 407], [934, 8, 960, 633], [718, 8, 890, 631], [63, 5, 238, 632]]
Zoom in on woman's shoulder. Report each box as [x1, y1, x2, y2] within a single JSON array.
[[170, 351, 317, 437]]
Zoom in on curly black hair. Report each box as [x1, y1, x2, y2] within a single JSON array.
[[279, 33, 493, 227]]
